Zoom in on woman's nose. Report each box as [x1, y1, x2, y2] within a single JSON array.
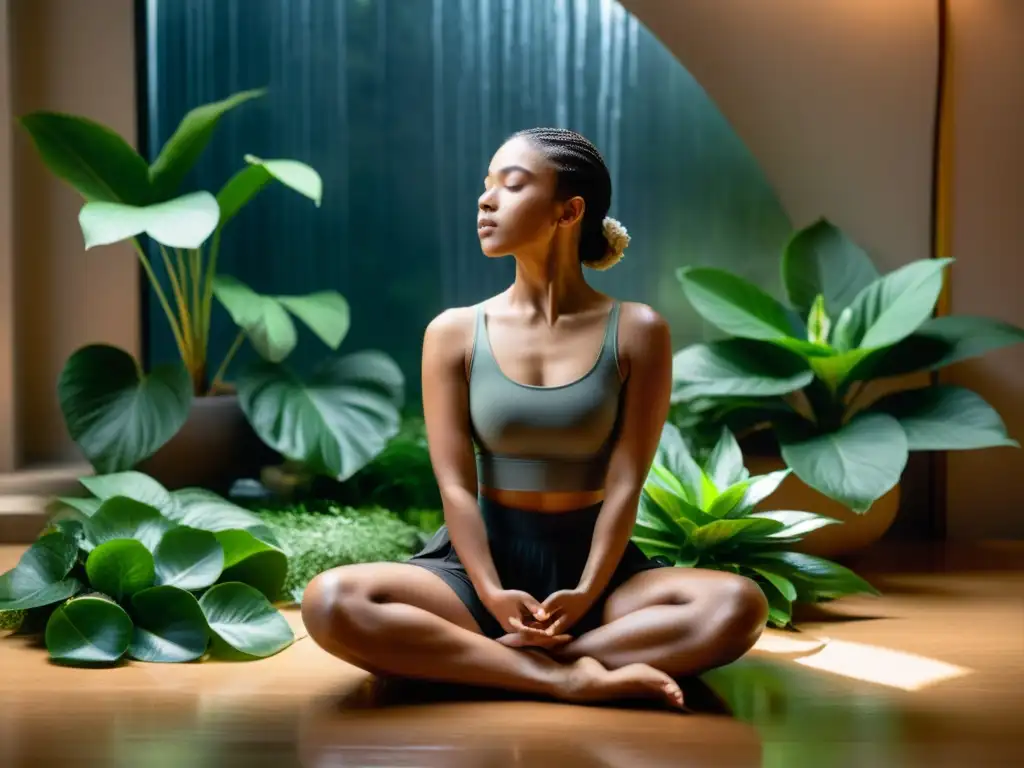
[[478, 188, 496, 211]]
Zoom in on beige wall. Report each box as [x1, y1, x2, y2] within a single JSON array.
[[945, 1, 1024, 539], [1, 0, 140, 468], [0, 0, 16, 470]]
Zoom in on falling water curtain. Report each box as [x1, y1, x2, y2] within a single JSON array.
[[139, 0, 790, 402]]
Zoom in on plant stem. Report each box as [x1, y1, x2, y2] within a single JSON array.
[[210, 329, 246, 392], [200, 230, 222, 363], [158, 243, 193, 365], [131, 240, 188, 362], [187, 247, 202, 346]]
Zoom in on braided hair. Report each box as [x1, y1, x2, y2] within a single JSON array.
[[513, 127, 619, 270]]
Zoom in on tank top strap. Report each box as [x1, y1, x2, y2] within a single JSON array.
[[601, 301, 622, 370], [468, 302, 489, 378]]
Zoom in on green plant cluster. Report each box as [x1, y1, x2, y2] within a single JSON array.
[[637, 423, 877, 628], [20, 88, 405, 484], [0, 472, 293, 665], [672, 219, 1023, 512]]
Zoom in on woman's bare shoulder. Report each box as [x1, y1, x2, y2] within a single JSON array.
[[616, 301, 672, 362]]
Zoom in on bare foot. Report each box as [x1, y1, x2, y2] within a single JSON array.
[[557, 657, 685, 710]]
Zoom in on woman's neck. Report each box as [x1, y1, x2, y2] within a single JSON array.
[[509, 236, 595, 325]]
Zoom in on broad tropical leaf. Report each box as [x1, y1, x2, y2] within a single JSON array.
[[58, 345, 192, 474], [0, 532, 82, 611], [705, 428, 745, 491], [172, 488, 280, 546], [85, 539, 155, 602], [832, 259, 953, 351], [149, 88, 265, 200], [751, 551, 879, 599], [213, 276, 297, 363], [277, 292, 350, 350], [18, 112, 151, 204], [779, 413, 908, 513], [872, 384, 1018, 451], [238, 352, 404, 481], [677, 267, 798, 341], [214, 530, 288, 600], [199, 583, 294, 659], [45, 595, 133, 664], [653, 423, 710, 505], [689, 518, 784, 550], [217, 155, 322, 227], [749, 510, 840, 539], [672, 339, 814, 401], [781, 219, 880, 316], [729, 469, 791, 518], [130, 586, 209, 663], [84, 496, 173, 553], [79, 471, 175, 515], [153, 526, 224, 590], [79, 191, 220, 250]]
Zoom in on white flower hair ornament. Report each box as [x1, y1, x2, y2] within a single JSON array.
[[584, 217, 631, 271]]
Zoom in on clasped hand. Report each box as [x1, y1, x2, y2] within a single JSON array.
[[483, 587, 594, 649]]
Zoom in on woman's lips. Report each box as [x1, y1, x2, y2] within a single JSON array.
[[478, 219, 498, 235]]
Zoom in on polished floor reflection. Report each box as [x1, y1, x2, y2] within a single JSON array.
[[1, 542, 1022, 767]]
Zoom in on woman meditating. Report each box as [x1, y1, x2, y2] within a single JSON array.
[[302, 128, 768, 708]]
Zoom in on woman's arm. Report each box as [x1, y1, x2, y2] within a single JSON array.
[[421, 309, 506, 600], [576, 303, 673, 598]]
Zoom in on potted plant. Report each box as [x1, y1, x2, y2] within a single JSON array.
[[0, 471, 294, 665], [636, 423, 876, 628], [670, 219, 1024, 555], [20, 89, 404, 491]]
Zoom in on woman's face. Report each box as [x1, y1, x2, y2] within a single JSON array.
[[476, 137, 582, 258]]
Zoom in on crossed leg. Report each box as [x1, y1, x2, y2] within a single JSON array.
[[301, 562, 767, 708]]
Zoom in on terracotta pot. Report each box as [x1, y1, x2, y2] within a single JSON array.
[[744, 455, 901, 558], [136, 395, 277, 493]]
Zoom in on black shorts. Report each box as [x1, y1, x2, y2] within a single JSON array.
[[406, 497, 669, 639]]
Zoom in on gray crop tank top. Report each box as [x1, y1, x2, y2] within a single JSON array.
[[469, 302, 624, 493]]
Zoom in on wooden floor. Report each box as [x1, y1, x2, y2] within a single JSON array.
[[1, 542, 1022, 767]]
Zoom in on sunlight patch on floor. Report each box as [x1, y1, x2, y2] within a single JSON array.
[[792, 638, 972, 691]]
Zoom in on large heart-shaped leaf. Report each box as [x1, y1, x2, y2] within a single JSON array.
[[130, 585, 209, 663], [199, 583, 294, 659], [672, 339, 814, 401], [18, 112, 151, 204], [779, 413, 908, 513], [80, 471, 176, 514], [214, 530, 288, 600], [217, 154, 323, 227], [677, 267, 798, 341], [851, 315, 1024, 381], [85, 496, 173, 553], [45, 595, 133, 664], [79, 191, 220, 250], [238, 351, 404, 481], [213, 276, 297, 363], [832, 259, 953, 351], [153, 527, 224, 590], [148, 88, 265, 201], [171, 488, 280, 545], [872, 385, 1018, 451], [58, 345, 192, 474], [781, 219, 880, 316], [86, 540, 155, 602], [0, 532, 82, 611], [277, 292, 350, 350]]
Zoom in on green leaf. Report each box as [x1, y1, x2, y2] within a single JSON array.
[[677, 267, 798, 341], [85, 496, 173, 553], [79, 471, 175, 514], [148, 88, 265, 200], [706, 482, 749, 519], [806, 294, 831, 345], [171, 488, 280, 545], [751, 551, 879, 599], [153, 527, 224, 590], [216, 155, 322, 228], [641, 483, 701, 534], [781, 219, 881, 316], [705, 428, 745, 491], [85, 540, 155, 602], [853, 315, 1024, 381], [199, 582, 294, 659], [750, 566, 798, 602], [833, 259, 953, 351], [753, 574, 794, 628], [45, 595, 133, 664], [672, 339, 814, 401], [238, 351, 405, 481], [79, 191, 220, 250], [215, 530, 288, 600], [18, 112, 151, 204], [57, 497, 102, 517], [213, 275, 297, 363], [749, 510, 840, 539], [730, 469, 791, 517], [58, 345, 192, 474], [780, 413, 908, 513], [0, 531, 82, 611], [653, 423, 707, 505], [277, 292, 350, 350], [872, 384, 1018, 451], [129, 585, 209, 663], [690, 518, 784, 550]]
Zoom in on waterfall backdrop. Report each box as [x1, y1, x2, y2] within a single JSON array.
[[142, 0, 790, 400]]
